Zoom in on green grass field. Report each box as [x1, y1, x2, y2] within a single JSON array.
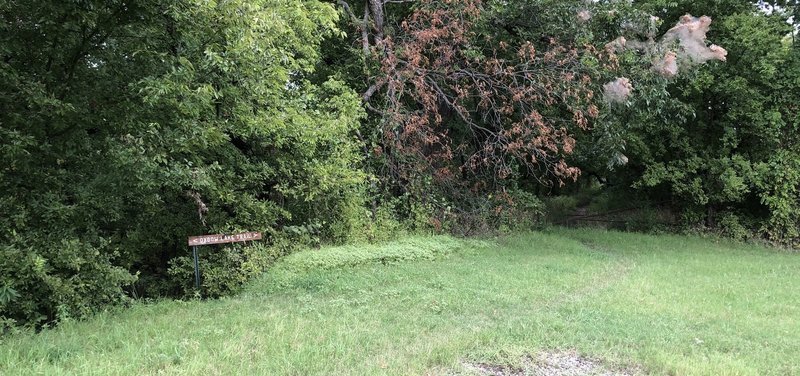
[[2, 229, 798, 375]]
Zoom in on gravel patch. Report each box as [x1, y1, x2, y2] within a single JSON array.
[[460, 351, 640, 376]]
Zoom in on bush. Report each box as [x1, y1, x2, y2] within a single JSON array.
[[0, 236, 135, 328], [168, 240, 293, 298], [716, 212, 750, 241], [544, 196, 580, 224], [623, 207, 672, 233], [496, 189, 545, 233], [327, 189, 408, 244], [425, 188, 544, 237]]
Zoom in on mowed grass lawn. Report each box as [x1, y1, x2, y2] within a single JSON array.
[[2, 229, 798, 375]]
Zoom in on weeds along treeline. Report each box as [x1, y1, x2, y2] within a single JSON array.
[[1, 0, 798, 328]]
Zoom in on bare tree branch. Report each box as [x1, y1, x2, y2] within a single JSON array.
[[336, 0, 360, 23]]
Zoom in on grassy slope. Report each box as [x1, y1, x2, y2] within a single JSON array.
[[1, 229, 798, 375]]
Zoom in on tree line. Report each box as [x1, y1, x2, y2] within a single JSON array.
[[1, 0, 798, 328]]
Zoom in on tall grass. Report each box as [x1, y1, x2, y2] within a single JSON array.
[[1, 229, 798, 375]]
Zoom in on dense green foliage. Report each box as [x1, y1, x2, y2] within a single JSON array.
[[584, 0, 800, 245], [2, 231, 798, 375], [1, 0, 799, 328], [0, 0, 365, 326]]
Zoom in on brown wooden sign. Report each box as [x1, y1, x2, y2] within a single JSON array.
[[188, 231, 262, 246]]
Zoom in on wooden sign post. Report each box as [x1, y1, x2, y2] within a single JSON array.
[[187, 231, 262, 291]]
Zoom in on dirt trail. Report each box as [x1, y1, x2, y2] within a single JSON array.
[[451, 240, 641, 376], [542, 239, 635, 310]]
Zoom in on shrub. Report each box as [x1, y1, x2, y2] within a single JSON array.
[[544, 196, 580, 224], [717, 212, 752, 241], [167, 240, 293, 298], [327, 189, 408, 244], [0, 236, 135, 328], [623, 207, 672, 233], [496, 189, 545, 233]]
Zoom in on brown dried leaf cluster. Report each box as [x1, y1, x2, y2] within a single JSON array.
[[376, 0, 600, 190]]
